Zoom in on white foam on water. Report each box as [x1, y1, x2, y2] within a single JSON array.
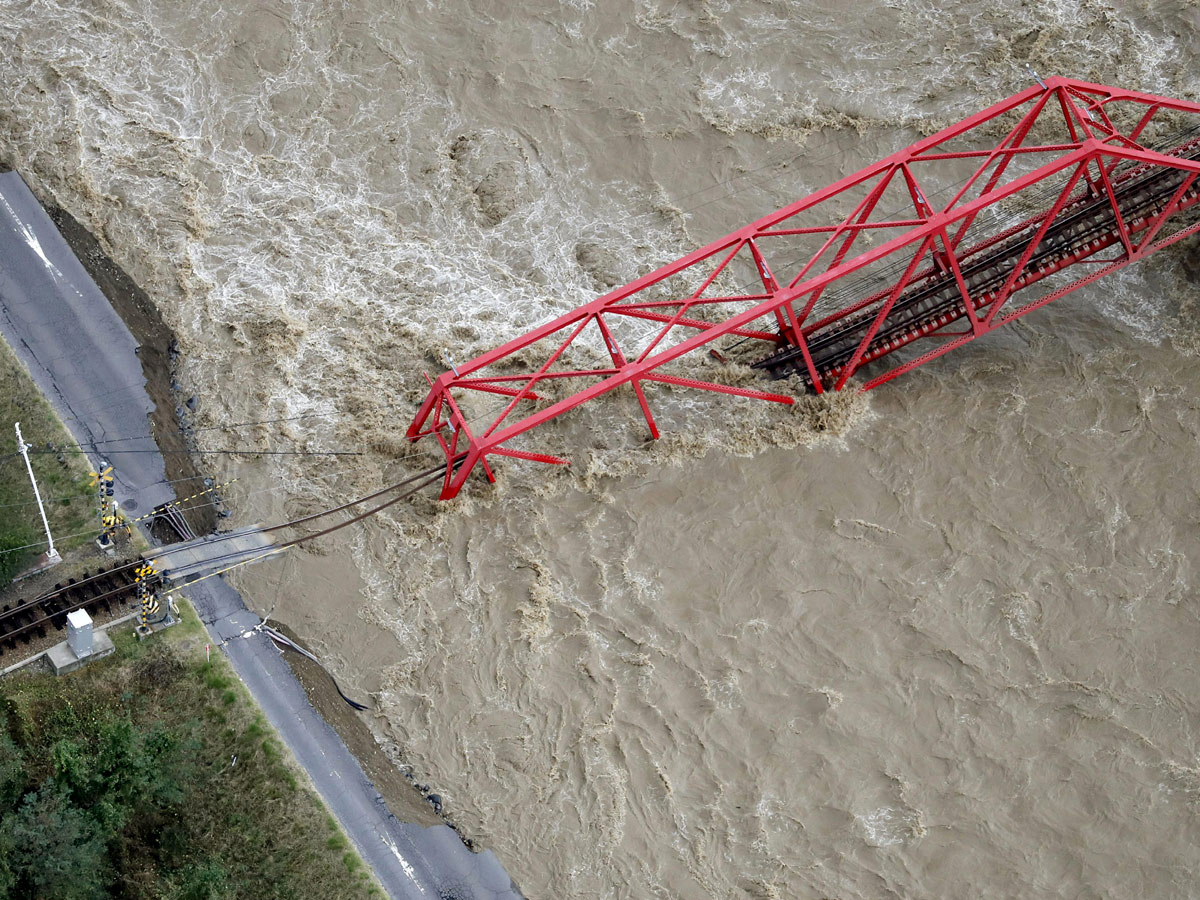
[[4, 2, 1200, 899]]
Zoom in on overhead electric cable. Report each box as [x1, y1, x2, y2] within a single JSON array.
[[87, 412, 335, 447]]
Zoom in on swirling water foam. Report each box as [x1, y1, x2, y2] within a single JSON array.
[[3, 1, 1200, 898]]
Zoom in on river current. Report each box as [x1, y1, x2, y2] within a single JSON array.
[[3, 1, 1200, 897]]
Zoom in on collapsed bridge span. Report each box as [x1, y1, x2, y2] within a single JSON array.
[[409, 77, 1200, 498]]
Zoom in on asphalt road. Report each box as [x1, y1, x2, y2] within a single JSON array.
[[0, 172, 174, 515], [0, 170, 522, 900]]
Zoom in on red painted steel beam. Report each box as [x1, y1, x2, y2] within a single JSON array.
[[409, 77, 1200, 498]]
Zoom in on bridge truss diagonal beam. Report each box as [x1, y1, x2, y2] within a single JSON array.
[[409, 77, 1200, 498]]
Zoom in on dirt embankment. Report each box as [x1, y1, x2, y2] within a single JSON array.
[[269, 622, 445, 831]]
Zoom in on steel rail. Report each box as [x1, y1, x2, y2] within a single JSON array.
[[757, 139, 1200, 382], [4, 461, 452, 623], [0, 567, 140, 652]]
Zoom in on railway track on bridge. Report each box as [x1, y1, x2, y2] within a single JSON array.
[[755, 132, 1200, 385], [0, 561, 142, 658], [405, 78, 1200, 498]]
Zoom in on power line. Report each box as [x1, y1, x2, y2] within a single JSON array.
[[87, 412, 334, 448], [0, 491, 95, 510], [92, 461, 452, 575], [0, 458, 411, 556], [0, 460, 366, 511], [10, 446, 362, 459], [2, 417, 356, 464]]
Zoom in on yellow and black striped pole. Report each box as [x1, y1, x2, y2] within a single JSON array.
[[135, 561, 160, 630], [167, 478, 237, 508]]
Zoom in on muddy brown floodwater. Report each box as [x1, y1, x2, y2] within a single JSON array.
[[4, 1, 1200, 897]]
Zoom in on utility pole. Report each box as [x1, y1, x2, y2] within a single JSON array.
[[14, 422, 61, 565]]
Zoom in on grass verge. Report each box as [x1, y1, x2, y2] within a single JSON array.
[[0, 337, 99, 585], [0, 600, 383, 900]]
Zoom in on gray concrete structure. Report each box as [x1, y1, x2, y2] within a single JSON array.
[[0, 171, 521, 900], [66, 608, 94, 657], [48, 629, 114, 675]]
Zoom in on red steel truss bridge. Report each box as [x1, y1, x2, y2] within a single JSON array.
[[410, 76, 1200, 498]]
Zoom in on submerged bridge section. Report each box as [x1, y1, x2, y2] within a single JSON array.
[[410, 77, 1200, 498]]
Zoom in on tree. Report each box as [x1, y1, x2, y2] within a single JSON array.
[[0, 825, 15, 900], [170, 860, 235, 900], [48, 710, 186, 833], [0, 784, 109, 900]]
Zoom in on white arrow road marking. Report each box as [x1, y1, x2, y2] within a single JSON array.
[[383, 839, 425, 893]]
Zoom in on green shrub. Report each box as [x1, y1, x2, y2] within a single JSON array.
[[0, 783, 109, 900], [0, 631, 377, 900]]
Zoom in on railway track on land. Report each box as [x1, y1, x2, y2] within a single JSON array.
[[0, 460, 454, 663], [0, 561, 142, 658]]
